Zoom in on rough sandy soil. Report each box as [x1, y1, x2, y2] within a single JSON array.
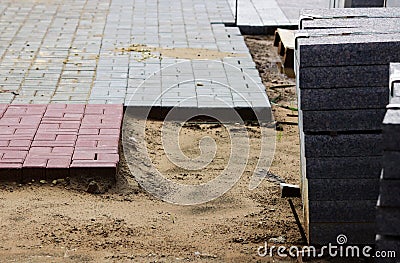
[[0, 36, 367, 263]]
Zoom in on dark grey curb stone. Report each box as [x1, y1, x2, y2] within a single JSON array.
[[309, 200, 377, 222], [303, 132, 383, 158], [383, 152, 400, 180], [297, 33, 400, 68], [376, 206, 400, 236], [300, 8, 400, 21], [306, 156, 382, 179], [301, 17, 400, 30], [307, 178, 380, 201], [379, 178, 400, 208], [309, 222, 376, 245], [301, 108, 386, 132], [296, 65, 389, 89], [300, 86, 389, 111]]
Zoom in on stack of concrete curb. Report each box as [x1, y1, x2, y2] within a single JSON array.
[[295, 8, 400, 245], [375, 63, 400, 262]]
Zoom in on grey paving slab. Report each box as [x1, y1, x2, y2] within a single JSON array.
[[228, 0, 330, 27], [277, 0, 330, 23], [0, 0, 271, 121]]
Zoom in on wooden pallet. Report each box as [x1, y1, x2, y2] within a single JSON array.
[[273, 28, 295, 77]]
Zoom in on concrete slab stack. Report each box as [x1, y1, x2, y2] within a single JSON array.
[[375, 63, 400, 262], [295, 8, 400, 245]]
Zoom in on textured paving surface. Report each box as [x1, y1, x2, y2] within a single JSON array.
[[228, 0, 330, 26], [0, 0, 270, 116], [0, 104, 123, 181]]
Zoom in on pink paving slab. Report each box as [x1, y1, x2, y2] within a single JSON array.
[[0, 104, 123, 182]]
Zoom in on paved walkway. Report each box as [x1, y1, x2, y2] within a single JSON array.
[[228, 0, 330, 26], [0, 0, 270, 120]]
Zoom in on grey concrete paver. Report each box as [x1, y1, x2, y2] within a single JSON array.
[[228, 0, 330, 26], [0, 0, 274, 119]]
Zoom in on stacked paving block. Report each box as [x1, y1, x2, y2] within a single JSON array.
[[0, 104, 123, 182], [295, 8, 400, 245], [375, 63, 400, 262]]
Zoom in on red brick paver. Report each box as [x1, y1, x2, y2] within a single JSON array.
[[0, 104, 123, 182]]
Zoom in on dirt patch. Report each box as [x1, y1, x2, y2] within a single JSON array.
[[116, 44, 246, 61], [244, 35, 299, 183]]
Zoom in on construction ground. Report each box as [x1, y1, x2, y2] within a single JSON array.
[[0, 0, 388, 262]]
